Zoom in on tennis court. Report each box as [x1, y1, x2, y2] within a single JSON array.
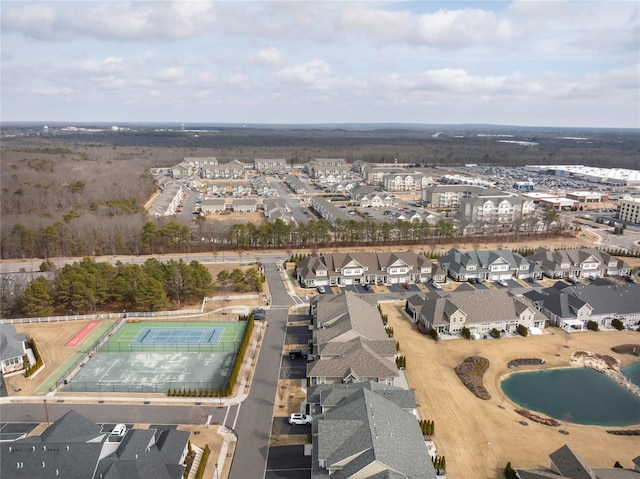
[[101, 321, 245, 353], [61, 321, 248, 393], [130, 327, 223, 346]]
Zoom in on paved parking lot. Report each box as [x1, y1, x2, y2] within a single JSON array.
[[0, 422, 38, 441], [387, 283, 420, 293], [286, 325, 312, 346], [341, 284, 374, 294], [266, 445, 312, 479]]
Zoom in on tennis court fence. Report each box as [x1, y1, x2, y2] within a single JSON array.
[[61, 380, 228, 394], [100, 341, 241, 353]]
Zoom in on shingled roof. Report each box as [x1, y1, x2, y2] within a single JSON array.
[[312, 388, 436, 479]]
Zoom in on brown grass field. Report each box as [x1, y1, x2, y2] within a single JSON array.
[[382, 302, 640, 478]]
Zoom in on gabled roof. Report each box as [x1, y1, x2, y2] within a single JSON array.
[[307, 382, 417, 411], [309, 338, 398, 381], [517, 445, 640, 479], [40, 410, 103, 443], [0, 323, 26, 361], [315, 291, 390, 344], [312, 388, 436, 479], [415, 289, 542, 326], [549, 445, 597, 479]]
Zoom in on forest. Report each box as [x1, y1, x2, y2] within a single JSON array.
[[15, 257, 214, 318]]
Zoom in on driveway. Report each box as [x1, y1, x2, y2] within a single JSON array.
[[266, 445, 312, 479], [285, 325, 312, 346], [341, 284, 373, 294], [387, 284, 419, 293]]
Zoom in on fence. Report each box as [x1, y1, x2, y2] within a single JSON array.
[[1, 293, 261, 325], [61, 380, 228, 394], [1, 307, 204, 325], [100, 341, 241, 353]]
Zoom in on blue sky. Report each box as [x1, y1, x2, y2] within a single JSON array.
[[1, 1, 638, 128]]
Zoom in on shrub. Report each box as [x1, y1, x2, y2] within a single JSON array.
[[611, 318, 624, 331], [504, 462, 517, 479], [587, 320, 599, 331], [491, 328, 501, 339], [429, 327, 439, 341], [461, 326, 471, 340], [517, 324, 529, 337]]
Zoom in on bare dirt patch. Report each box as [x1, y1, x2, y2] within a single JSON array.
[[6, 320, 100, 396], [382, 302, 640, 479]]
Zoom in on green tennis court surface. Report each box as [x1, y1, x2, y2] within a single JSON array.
[[61, 321, 247, 393]]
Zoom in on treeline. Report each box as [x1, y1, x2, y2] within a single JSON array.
[[12, 257, 213, 318]]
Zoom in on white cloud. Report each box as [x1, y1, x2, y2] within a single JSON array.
[[277, 60, 331, 88], [250, 47, 284, 68]]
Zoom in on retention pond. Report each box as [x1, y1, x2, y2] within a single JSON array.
[[501, 363, 640, 427]]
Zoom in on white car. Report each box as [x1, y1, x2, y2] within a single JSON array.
[[496, 279, 508, 287], [431, 282, 442, 290], [111, 424, 127, 437], [316, 286, 326, 294], [289, 413, 313, 425]]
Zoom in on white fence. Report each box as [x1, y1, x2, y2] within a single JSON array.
[[0, 294, 263, 325]]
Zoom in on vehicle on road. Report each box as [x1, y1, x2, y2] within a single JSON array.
[[288, 413, 313, 425], [289, 349, 308, 360]]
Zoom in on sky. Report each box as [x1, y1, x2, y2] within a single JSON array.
[[1, 1, 638, 128]]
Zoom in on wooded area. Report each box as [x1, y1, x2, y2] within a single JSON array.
[[14, 257, 213, 318]]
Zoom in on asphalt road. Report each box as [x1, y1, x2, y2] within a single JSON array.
[[227, 262, 294, 479]]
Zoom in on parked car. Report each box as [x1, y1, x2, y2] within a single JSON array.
[[402, 283, 411, 290], [431, 282, 442, 290], [567, 276, 579, 284], [289, 349, 308, 360], [363, 284, 371, 291], [317, 286, 326, 294], [111, 424, 127, 437], [289, 413, 313, 425], [252, 309, 266, 320], [624, 275, 636, 283], [589, 273, 598, 281], [496, 279, 508, 287]]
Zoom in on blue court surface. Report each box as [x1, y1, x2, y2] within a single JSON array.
[[131, 327, 222, 346]]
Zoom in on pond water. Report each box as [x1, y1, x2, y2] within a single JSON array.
[[501, 364, 640, 426]]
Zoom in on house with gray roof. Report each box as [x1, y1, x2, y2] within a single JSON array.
[[296, 251, 444, 288], [517, 444, 640, 479], [284, 174, 307, 194], [524, 282, 640, 329], [1, 323, 27, 375], [310, 386, 437, 479], [438, 247, 542, 282], [529, 247, 631, 279], [307, 382, 418, 416], [308, 292, 399, 386], [0, 410, 190, 479], [407, 289, 546, 335], [254, 158, 287, 173], [232, 198, 257, 213]]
